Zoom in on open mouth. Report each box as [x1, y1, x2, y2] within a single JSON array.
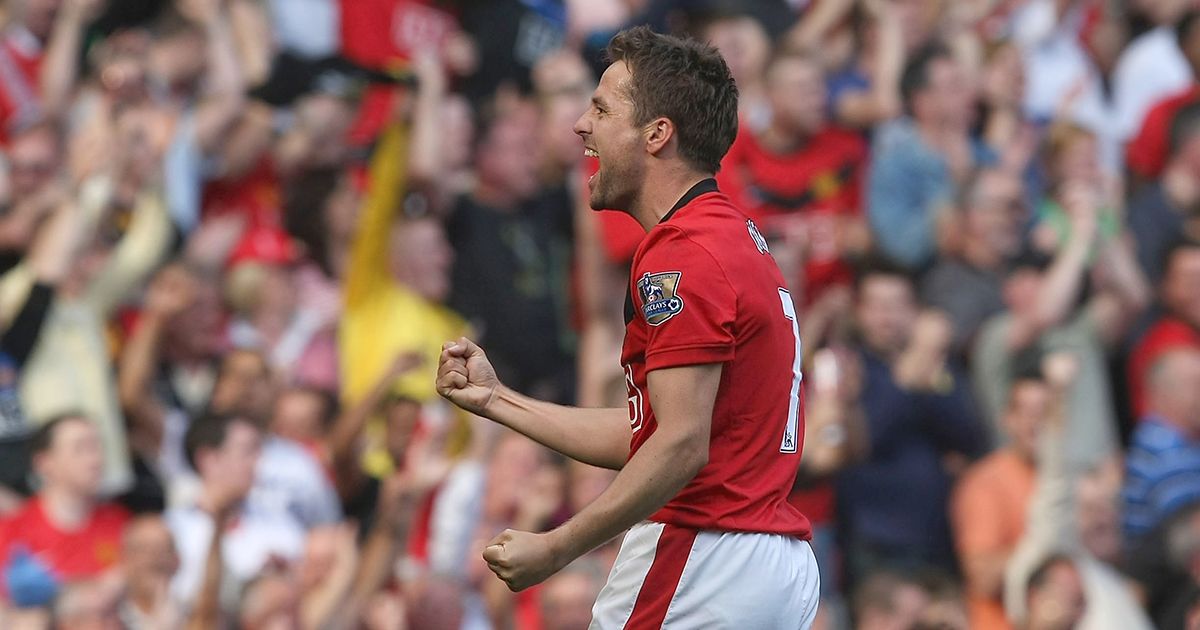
[[585, 147, 599, 189]]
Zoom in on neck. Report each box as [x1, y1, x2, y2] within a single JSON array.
[[40, 485, 93, 531], [628, 168, 710, 232], [473, 180, 520, 211], [1156, 411, 1200, 441], [128, 584, 158, 615], [960, 237, 1002, 270], [760, 123, 808, 154], [250, 309, 291, 340], [916, 117, 963, 146]]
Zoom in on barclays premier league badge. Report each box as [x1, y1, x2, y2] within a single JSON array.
[[638, 271, 684, 326]]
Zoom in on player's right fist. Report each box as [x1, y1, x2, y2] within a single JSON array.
[[437, 337, 501, 416]]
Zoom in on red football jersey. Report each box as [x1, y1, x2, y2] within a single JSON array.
[[0, 498, 130, 596], [621, 179, 812, 539]]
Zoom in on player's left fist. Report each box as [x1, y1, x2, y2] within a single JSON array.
[[482, 529, 566, 592]]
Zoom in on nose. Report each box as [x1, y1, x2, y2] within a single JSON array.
[[573, 111, 589, 138]]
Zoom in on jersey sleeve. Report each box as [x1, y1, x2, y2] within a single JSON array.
[[633, 227, 736, 371]]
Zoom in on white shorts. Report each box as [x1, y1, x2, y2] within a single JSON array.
[[590, 522, 820, 629]]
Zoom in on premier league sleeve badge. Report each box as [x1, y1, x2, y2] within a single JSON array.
[[637, 271, 684, 326]]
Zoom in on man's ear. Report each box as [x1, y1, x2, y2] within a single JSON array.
[[645, 117, 676, 157]]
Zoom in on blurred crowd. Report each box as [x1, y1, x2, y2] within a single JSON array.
[[0, 0, 1197, 629]]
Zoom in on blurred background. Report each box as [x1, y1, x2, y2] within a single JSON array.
[[0, 0, 1197, 628]]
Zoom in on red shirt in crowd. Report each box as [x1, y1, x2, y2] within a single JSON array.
[[717, 126, 866, 304], [340, 0, 460, 144], [1128, 316, 1200, 418], [1127, 85, 1200, 180], [621, 179, 811, 538], [0, 497, 130, 595], [0, 27, 44, 145]]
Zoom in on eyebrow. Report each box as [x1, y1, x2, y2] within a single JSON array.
[[591, 95, 608, 109]]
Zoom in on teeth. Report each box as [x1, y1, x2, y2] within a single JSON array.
[[584, 148, 599, 158]]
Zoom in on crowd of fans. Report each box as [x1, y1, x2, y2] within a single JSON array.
[[0, 0, 1197, 629]]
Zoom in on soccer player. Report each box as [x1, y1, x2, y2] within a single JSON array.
[[436, 26, 818, 628]]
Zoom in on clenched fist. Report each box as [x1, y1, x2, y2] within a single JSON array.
[[436, 337, 501, 416], [482, 529, 566, 592]]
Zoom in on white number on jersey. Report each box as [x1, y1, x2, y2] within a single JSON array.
[[625, 364, 644, 433], [778, 288, 803, 453]]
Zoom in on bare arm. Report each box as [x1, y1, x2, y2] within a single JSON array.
[[25, 194, 82, 285], [785, 0, 855, 50], [1006, 185, 1097, 350], [438, 338, 631, 470], [327, 353, 423, 495], [407, 53, 448, 188], [835, 0, 904, 128], [1088, 233, 1151, 347], [121, 265, 199, 454], [39, 0, 103, 119], [189, 0, 247, 156], [228, 0, 273, 88], [118, 310, 170, 457], [299, 525, 359, 630], [485, 364, 719, 591]]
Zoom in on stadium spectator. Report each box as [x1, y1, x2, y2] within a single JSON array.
[[922, 168, 1026, 357], [867, 43, 989, 269], [0, 414, 130, 608], [1019, 555, 1087, 630], [837, 260, 986, 579], [0, 195, 76, 498], [1128, 102, 1200, 285], [448, 100, 576, 403], [963, 353, 1153, 630], [116, 514, 182, 627], [1123, 504, 1200, 629], [952, 369, 1050, 629], [1126, 10, 1200, 183], [1112, 0, 1193, 145], [718, 47, 869, 304], [1128, 239, 1200, 418], [973, 181, 1148, 472], [1122, 349, 1200, 541]]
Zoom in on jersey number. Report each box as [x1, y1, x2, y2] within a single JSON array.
[[778, 288, 802, 453], [625, 364, 644, 433]]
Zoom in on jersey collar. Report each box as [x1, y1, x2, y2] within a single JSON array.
[[624, 178, 719, 325], [659, 178, 718, 224]]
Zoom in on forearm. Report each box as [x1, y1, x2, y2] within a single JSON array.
[[487, 386, 630, 470], [408, 64, 447, 186], [1100, 238, 1151, 313], [1032, 235, 1089, 328], [118, 313, 166, 409], [39, 5, 87, 118], [1008, 236, 1089, 350], [228, 0, 272, 87], [27, 200, 82, 285], [335, 500, 418, 629], [869, 14, 904, 121], [550, 428, 705, 562], [788, 0, 854, 47], [194, 9, 246, 154], [327, 369, 400, 468]]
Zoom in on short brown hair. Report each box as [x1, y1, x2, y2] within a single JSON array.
[[606, 26, 739, 174]]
